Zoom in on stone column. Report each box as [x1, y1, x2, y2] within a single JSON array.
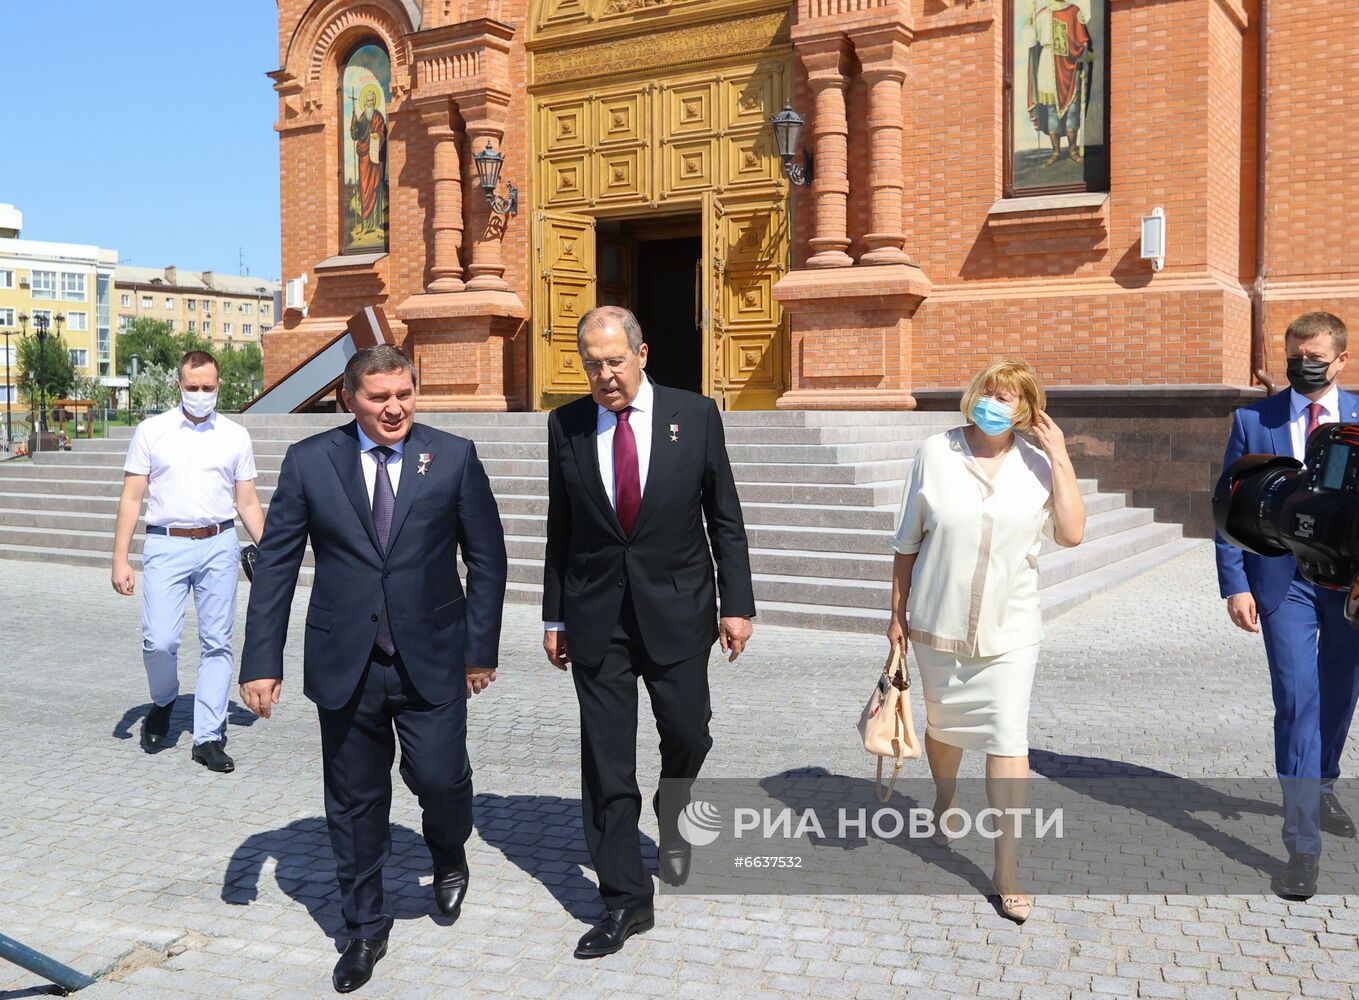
[[459, 91, 513, 292], [418, 99, 465, 293], [853, 25, 911, 266], [802, 37, 854, 269]]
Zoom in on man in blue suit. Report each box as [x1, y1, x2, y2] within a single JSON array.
[[240, 345, 507, 992], [1216, 310, 1359, 899]]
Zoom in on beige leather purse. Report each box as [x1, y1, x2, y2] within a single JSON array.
[[857, 644, 922, 801]]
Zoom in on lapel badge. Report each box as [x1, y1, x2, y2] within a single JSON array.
[[417, 452, 432, 475], [669, 423, 679, 443]]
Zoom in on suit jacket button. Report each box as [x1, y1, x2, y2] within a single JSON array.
[[618, 579, 625, 588], [370, 613, 379, 622], [384, 572, 391, 579]]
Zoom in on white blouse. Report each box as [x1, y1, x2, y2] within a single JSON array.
[[891, 427, 1055, 657]]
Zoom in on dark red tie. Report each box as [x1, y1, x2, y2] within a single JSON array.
[[613, 406, 641, 534], [1307, 401, 1323, 440]]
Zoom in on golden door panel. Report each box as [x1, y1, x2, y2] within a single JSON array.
[[726, 332, 782, 385], [722, 271, 775, 329], [598, 147, 649, 203], [596, 91, 647, 146], [542, 154, 591, 206], [723, 70, 782, 131], [720, 199, 784, 267], [722, 130, 781, 189], [534, 0, 591, 31], [542, 99, 590, 152], [662, 82, 717, 138], [663, 138, 717, 195], [535, 211, 596, 398]]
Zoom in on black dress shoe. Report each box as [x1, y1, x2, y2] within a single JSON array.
[[657, 837, 692, 886], [142, 701, 174, 750], [191, 740, 234, 773], [1321, 794, 1356, 838], [1276, 853, 1319, 899], [574, 905, 654, 959], [332, 937, 386, 993], [433, 861, 469, 920]]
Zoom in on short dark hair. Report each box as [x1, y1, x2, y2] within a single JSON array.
[[1285, 311, 1348, 354], [343, 345, 418, 396], [179, 350, 219, 380]]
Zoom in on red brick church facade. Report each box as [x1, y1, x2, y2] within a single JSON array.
[[266, 0, 1357, 527]]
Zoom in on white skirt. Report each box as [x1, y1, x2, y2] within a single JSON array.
[[911, 642, 1039, 757]]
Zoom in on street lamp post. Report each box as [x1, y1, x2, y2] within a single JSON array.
[[32, 312, 49, 453], [16, 313, 26, 452], [128, 353, 140, 425]]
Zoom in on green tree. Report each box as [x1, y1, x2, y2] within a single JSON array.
[[116, 317, 211, 374], [131, 362, 180, 413], [18, 331, 77, 408], [216, 343, 264, 412]]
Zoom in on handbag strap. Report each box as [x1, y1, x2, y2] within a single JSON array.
[[873, 754, 904, 803], [884, 644, 910, 691]]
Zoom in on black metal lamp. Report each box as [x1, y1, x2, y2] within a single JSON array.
[[473, 140, 518, 217], [770, 101, 813, 186]]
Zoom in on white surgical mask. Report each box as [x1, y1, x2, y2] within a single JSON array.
[[182, 390, 218, 418]]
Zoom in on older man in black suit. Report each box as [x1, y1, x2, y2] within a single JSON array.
[[240, 345, 507, 993], [542, 305, 756, 958]]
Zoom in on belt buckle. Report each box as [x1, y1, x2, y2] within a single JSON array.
[[190, 525, 212, 540]]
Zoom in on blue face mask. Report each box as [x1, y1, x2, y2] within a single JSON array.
[[970, 397, 1015, 436]]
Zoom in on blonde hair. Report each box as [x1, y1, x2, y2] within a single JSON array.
[[959, 360, 1046, 433]]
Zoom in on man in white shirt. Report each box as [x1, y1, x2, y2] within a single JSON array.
[[112, 351, 264, 772]]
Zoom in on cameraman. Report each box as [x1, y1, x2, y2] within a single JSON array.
[[1215, 311, 1359, 898]]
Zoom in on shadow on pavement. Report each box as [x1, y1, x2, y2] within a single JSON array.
[[474, 792, 652, 924], [113, 697, 257, 750], [221, 817, 443, 946]]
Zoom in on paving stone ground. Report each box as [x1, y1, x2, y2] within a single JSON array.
[[1, 542, 1358, 998]]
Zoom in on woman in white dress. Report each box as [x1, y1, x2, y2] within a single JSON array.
[[886, 360, 1086, 922]]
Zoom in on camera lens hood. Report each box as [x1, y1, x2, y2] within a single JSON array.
[[1212, 453, 1302, 556]]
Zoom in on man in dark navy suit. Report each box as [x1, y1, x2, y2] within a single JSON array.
[[1216, 311, 1359, 899], [542, 306, 755, 958], [240, 345, 507, 993]]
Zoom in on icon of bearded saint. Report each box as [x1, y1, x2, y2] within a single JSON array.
[[350, 84, 387, 234], [1026, 0, 1094, 165]]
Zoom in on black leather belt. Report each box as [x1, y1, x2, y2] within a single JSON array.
[[146, 520, 234, 539]]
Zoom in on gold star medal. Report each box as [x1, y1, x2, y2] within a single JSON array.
[[669, 423, 679, 443], [417, 452, 432, 475]]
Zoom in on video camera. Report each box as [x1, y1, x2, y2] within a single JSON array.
[[1213, 422, 1359, 626]]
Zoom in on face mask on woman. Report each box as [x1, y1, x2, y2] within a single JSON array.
[[970, 397, 1015, 436]]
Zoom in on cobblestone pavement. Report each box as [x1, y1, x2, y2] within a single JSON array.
[[2, 542, 1358, 998]]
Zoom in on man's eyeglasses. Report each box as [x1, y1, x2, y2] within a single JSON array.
[[581, 354, 634, 377]]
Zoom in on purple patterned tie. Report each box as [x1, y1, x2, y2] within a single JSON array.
[[372, 446, 396, 655]]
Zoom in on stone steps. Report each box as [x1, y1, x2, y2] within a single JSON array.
[[0, 412, 1195, 633]]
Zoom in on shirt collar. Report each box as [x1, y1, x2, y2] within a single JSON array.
[[1290, 384, 1339, 420], [178, 404, 217, 430], [356, 425, 406, 456], [596, 374, 654, 419]]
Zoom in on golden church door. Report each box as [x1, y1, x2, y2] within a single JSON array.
[[534, 209, 596, 401], [528, 0, 792, 410], [702, 191, 787, 410]]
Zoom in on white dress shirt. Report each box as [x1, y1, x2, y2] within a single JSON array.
[[355, 425, 405, 502], [544, 376, 655, 632], [123, 406, 257, 528], [1288, 385, 1339, 464], [595, 374, 655, 507]]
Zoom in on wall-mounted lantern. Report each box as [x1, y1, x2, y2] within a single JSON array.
[[770, 101, 813, 187], [474, 141, 518, 217]]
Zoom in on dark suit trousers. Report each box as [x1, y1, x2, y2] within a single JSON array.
[[571, 589, 713, 909], [317, 648, 472, 940], [1259, 572, 1359, 855]]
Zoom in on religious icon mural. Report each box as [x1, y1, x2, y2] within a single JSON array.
[[341, 42, 390, 252], [1007, 0, 1108, 196]]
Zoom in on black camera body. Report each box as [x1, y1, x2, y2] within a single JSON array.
[[1214, 423, 1359, 624]]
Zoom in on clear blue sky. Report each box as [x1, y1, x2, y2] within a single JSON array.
[[4, 0, 281, 279]]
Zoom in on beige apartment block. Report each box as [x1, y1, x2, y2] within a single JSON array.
[[115, 266, 280, 357]]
